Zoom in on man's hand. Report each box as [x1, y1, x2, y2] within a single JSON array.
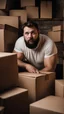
[[25, 64, 39, 73]]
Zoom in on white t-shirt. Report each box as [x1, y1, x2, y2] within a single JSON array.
[[14, 34, 57, 70]]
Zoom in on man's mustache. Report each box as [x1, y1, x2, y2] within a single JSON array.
[[28, 38, 34, 42]]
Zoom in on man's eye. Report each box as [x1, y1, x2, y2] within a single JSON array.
[[25, 32, 29, 35], [31, 31, 36, 34]]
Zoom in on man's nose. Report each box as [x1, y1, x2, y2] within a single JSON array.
[[28, 33, 32, 38]]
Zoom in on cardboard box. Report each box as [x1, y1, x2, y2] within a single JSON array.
[[52, 25, 63, 31], [9, 10, 27, 24], [30, 95, 64, 114], [26, 6, 39, 18], [18, 72, 55, 103], [0, 24, 18, 52], [0, 106, 4, 114], [40, 1, 52, 18], [21, 0, 35, 7], [0, 52, 18, 92], [0, 87, 29, 114], [55, 80, 64, 97], [0, 0, 7, 9], [0, 0, 15, 10], [0, 16, 19, 28], [50, 25, 64, 42], [48, 30, 63, 42]]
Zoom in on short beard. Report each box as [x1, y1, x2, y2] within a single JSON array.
[[24, 37, 39, 49]]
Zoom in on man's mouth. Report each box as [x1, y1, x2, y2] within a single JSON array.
[[28, 39, 34, 44]]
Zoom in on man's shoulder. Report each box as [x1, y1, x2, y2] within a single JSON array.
[[40, 34, 53, 43], [40, 34, 51, 39], [40, 34, 56, 50], [16, 36, 24, 43]]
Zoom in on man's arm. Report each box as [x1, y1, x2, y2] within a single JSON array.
[[13, 50, 26, 68], [13, 50, 39, 73], [39, 54, 57, 72]]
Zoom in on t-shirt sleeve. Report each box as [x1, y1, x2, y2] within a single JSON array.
[[44, 39, 58, 58], [14, 38, 23, 53]]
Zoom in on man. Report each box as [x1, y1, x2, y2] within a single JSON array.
[[13, 20, 57, 73]]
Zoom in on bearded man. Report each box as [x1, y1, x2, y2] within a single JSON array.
[[13, 20, 57, 73]]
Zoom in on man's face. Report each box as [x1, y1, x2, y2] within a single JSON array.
[[23, 26, 39, 49]]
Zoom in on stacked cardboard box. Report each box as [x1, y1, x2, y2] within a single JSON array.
[[0, 52, 29, 114], [18, 72, 55, 103], [20, 0, 35, 7], [40, 1, 52, 18], [26, 6, 39, 19], [9, 10, 27, 24], [30, 79, 64, 114], [0, 0, 9, 16], [0, 88, 29, 114], [0, 24, 18, 52], [52, 25, 63, 42], [0, 0, 7, 9], [0, 16, 19, 28], [0, 0, 16, 11], [0, 52, 18, 91], [48, 25, 64, 42]]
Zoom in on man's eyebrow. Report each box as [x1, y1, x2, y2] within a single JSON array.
[[25, 30, 34, 33]]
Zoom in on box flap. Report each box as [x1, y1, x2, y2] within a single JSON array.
[[19, 72, 46, 78]]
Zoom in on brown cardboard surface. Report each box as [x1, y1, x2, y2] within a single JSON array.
[[30, 95, 64, 114], [55, 80, 64, 97], [18, 72, 55, 103], [40, 1, 52, 18], [0, 0, 15, 11], [0, 24, 18, 52], [21, 0, 35, 7], [9, 10, 27, 24], [0, 106, 4, 114], [26, 6, 39, 18], [52, 25, 63, 31], [0, 87, 29, 114], [48, 30, 63, 42], [0, 16, 18, 28], [0, 0, 6, 9], [0, 52, 18, 92]]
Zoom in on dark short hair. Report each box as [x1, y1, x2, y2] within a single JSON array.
[[22, 20, 39, 31]]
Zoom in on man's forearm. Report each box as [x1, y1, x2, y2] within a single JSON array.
[[17, 59, 39, 73], [39, 66, 54, 73], [17, 59, 27, 69]]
